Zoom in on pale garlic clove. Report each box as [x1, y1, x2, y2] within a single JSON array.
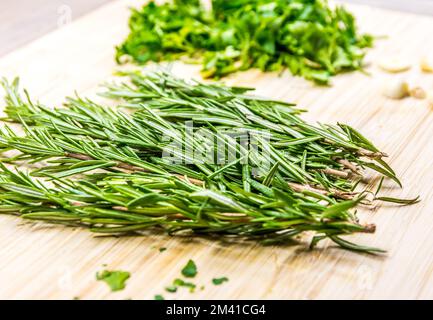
[[382, 79, 409, 99], [420, 57, 433, 73], [378, 58, 411, 73], [409, 86, 427, 99]]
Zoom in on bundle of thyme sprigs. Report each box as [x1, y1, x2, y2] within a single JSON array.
[[0, 72, 417, 253], [116, 0, 373, 84]]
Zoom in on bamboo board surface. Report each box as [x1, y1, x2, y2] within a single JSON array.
[[0, 0, 433, 300]]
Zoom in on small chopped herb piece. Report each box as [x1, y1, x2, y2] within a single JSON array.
[[154, 294, 164, 300], [212, 277, 229, 285], [165, 285, 177, 293], [96, 270, 130, 292], [159, 247, 167, 252], [174, 278, 196, 292], [181, 259, 197, 278]]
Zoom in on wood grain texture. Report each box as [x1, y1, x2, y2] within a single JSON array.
[[0, 0, 433, 299], [0, 0, 114, 56]]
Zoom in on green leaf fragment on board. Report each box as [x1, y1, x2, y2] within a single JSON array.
[[96, 270, 131, 292], [181, 259, 197, 278], [165, 285, 177, 293], [174, 278, 196, 292], [212, 277, 229, 285]]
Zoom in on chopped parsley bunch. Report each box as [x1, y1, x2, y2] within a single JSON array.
[[116, 0, 373, 84]]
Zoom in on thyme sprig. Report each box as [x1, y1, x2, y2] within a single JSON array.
[[0, 72, 418, 253]]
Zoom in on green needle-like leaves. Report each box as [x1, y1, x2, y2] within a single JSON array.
[[0, 72, 418, 253]]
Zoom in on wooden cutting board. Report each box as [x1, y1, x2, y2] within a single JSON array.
[[0, 0, 433, 299]]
